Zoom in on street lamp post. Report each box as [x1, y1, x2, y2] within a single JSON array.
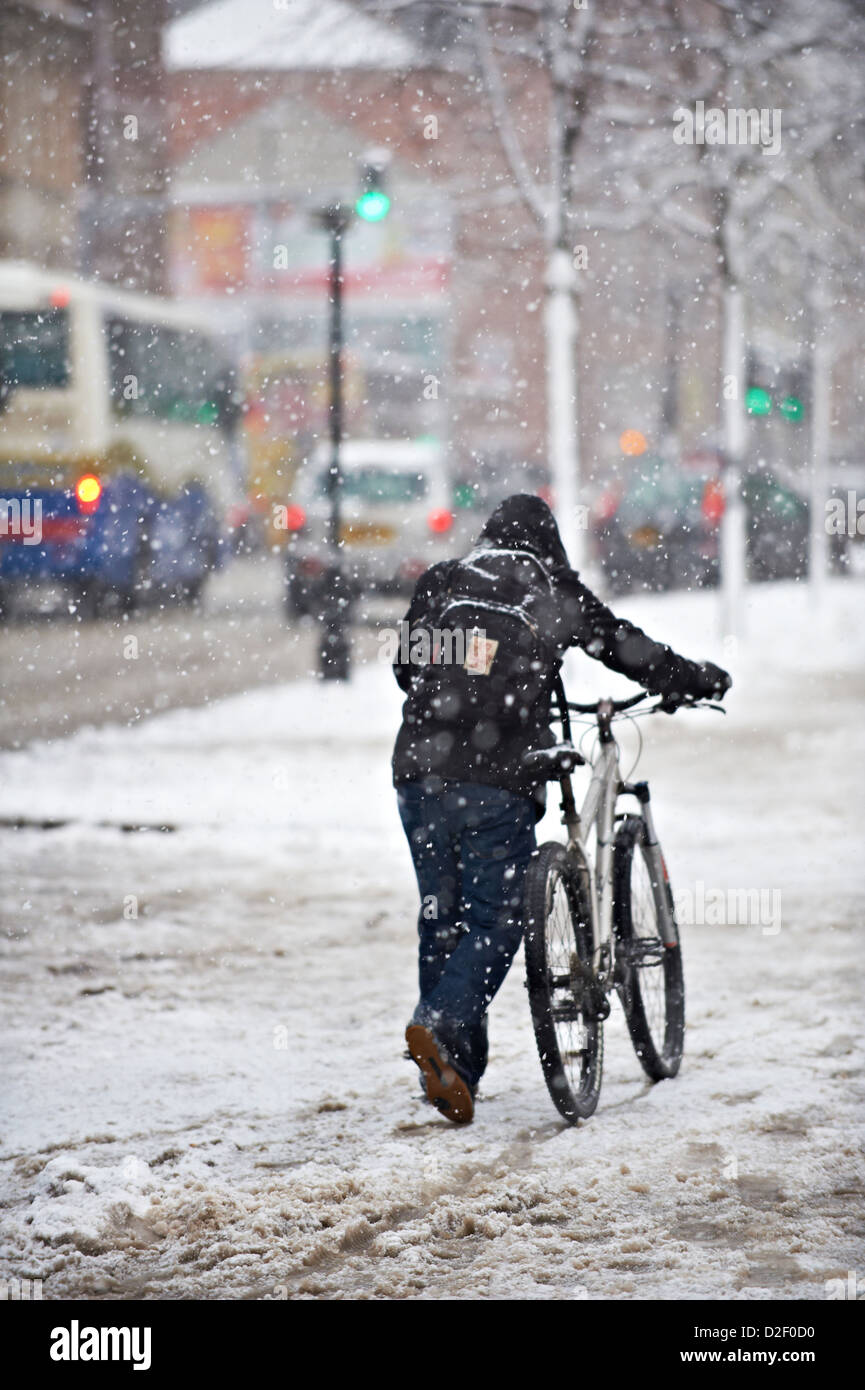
[[316, 202, 353, 681], [311, 153, 391, 680]]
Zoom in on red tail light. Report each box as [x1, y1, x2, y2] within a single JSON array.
[[284, 504, 306, 533], [75, 474, 102, 514], [299, 556, 325, 577], [702, 479, 725, 525], [428, 508, 454, 534]]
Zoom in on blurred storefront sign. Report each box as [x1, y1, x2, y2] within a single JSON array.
[[172, 201, 449, 300]]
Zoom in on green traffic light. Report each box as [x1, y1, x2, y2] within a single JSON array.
[[453, 483, 475, 509], [745, 386, 772, 416], [779, 395, 804, 421], [355, 189, 391, 222]]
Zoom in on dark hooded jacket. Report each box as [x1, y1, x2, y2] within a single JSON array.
[[392, 494, 716, 812]]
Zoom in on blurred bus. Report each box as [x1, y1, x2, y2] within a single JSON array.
[[0, 262, 244, 617]]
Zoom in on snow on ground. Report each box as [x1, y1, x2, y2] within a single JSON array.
[[1, 580, 863, 1300]]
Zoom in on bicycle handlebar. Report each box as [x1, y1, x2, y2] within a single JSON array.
[[564, 693, 726, 717], [566, 692, 649, 715]]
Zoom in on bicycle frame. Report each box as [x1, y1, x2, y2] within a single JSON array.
[[554, 699, 678, 986]]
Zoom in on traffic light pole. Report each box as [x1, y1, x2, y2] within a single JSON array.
[[317, 204, 352, 680], [312, 157, 390, 679], [327, 209, 345, 554]]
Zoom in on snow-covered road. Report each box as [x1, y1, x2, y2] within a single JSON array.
[[1, 582, 863, 1300]]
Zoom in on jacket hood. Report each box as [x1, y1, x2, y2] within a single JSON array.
[[477, 494, 570, 572]]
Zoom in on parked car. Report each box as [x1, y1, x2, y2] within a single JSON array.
[[592, 456, 721, 594], [593, 453, 816, 593], [742, 469, 808, 582], [283, 439, 456, 617]]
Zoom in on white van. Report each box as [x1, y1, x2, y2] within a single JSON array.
[[284, 439, 459, 615]]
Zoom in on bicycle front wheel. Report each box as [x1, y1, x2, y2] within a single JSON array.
[[523, 841, 603, 1123], [613, 815, 685, 1080]]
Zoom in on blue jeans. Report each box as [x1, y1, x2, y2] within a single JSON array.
[[397, 781, 536, 1087]]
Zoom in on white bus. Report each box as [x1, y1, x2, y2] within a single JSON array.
[[0, 261, 245, 616]]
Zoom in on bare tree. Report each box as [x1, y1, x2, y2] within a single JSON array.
[[653, 0, 865, 632], [363, 0, 865, 610], [367, 0, 691, 566]]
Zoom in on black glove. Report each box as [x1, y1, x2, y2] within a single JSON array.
[[653, 660, 731, 713], [691, 661, 732, 701]]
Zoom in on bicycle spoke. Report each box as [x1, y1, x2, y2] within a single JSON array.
[[613, 815, 684, 1082], [544, 871, 593, 1094], [525, 841, 604, 1122]]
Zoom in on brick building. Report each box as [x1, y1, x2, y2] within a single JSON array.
[[165, 0, 569, 498]]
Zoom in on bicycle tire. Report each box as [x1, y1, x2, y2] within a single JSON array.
[[613, 815, 684, 1081], [524, 841, 603, 1122]]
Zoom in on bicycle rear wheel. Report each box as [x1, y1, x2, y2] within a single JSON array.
[[523, 841, 603, 1122], [613, 815, 685, 1080]]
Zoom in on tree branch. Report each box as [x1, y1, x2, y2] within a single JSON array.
[[473, 5, 549, 229]]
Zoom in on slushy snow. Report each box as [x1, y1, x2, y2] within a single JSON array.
[[1, 581, 863, 1299]]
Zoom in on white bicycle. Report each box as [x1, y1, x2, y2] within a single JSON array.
[[522, 675, 722, 1123]]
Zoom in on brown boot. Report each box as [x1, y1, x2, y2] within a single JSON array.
[[405, 1023, 474, 1125]]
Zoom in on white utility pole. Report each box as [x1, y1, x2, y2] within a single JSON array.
[[720, 280, 749, 642], [544, 247, 582, 570], [808, 260, 831, 609]]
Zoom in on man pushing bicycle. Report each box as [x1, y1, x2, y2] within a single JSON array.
[[393, 494, 731, 1124]]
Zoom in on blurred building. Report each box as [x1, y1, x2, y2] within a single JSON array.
[[165, 0, 757, 512], [0, 0, 169, 292], [165, 0, 553, 507], [166, 4, 448, 513]]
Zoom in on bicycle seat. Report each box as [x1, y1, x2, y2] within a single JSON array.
[[521, 743, 586, 780]]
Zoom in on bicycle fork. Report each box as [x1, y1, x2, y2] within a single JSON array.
[[619, 779, 680, 948]]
